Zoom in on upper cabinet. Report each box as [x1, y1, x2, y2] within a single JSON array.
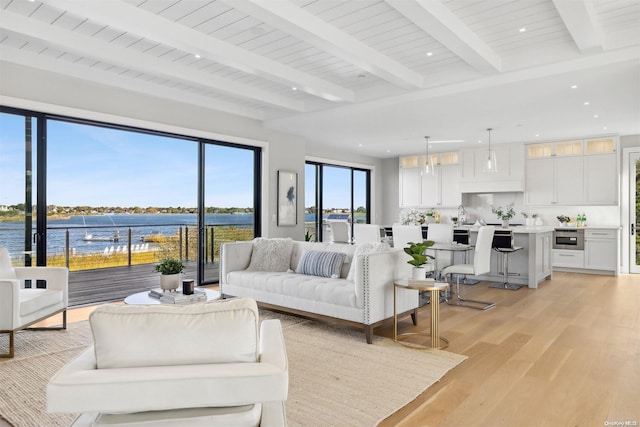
[[525, 136, 618, 206], [399, 152, 461, 208], [459, 143, 525, 193]]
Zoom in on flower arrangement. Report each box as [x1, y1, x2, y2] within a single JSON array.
[[400, 209, 426, 225], [557, 215, 570, 224], [491, 204, 516, 220]]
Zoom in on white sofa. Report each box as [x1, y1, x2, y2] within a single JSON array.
[[220, 239, 419, 344], [47, 298, 288, 427]]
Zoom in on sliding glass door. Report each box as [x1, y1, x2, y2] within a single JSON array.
[[0, 109, 43, 269], [305, 161, 371, 243]]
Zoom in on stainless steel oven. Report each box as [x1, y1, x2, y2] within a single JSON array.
[[553, 229, 584, 250]]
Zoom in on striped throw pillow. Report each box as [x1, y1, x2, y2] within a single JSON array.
[[295, 250, 346, 279]]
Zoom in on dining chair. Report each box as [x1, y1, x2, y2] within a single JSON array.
[[330, 221, 350, 244], [441, 225, 496, 310], [354, 224, 382, 244], [426, 224, 454, 273], [392, 225, 435, 279]]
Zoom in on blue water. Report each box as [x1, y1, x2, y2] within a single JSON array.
[[0, 214, 254, 256]]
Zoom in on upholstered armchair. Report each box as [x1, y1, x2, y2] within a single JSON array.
[[0, 247, 68, 358], [47, 298, 289, 427]]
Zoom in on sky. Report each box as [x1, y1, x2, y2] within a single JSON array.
[[1, 113, 361, 209]]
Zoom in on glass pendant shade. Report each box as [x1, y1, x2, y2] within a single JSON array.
[[422, 136, 435, 176], [481, 128, 498, 173]]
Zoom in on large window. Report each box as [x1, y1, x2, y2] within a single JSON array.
[[0, 107, 261, 289], [305, 161, 371, 242]]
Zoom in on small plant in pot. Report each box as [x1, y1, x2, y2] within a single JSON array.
[[404, 240, 435, 280], [491, 204, 515, 228], [154, 257, 185, 292]]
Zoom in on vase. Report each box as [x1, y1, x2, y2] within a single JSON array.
[[502, 219, 510, 228], [412, 266, 427, 281], [160, 273, 180, 292], [535, 217, 543, 226]]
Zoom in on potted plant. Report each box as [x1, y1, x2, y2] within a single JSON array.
[[154, 257, 185, 292], [491, 204, 515, 228], [557, 215, 570, 227], [404, 240, 435, 280], [451, 216, 459, 226]]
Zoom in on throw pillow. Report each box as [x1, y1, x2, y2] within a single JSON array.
[[247, 238, 294, 272], [295, 250, 346, 279], [346, 242, 391, 282]]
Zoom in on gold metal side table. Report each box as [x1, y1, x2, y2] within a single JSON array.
[[394, 279, 449, 350]]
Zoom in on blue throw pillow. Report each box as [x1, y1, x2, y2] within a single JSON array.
[[295, 250, 346, 279]]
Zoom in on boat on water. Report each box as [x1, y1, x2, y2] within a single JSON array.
[[83, 230, 120, 242]]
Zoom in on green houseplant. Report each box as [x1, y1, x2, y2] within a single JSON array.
[[404, 240, 435, 280], [491, 204, 515, 227], [154, 257, 185, 292]]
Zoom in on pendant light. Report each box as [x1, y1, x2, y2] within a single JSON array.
[[422, 136, 435, 176], [482, 128, 498, 173]]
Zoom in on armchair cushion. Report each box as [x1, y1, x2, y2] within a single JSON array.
[[90, 298, 259, 369], [19, 288, 64, 316]]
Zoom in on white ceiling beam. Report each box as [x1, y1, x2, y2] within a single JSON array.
[[41, 0, 354, 102], [0, 10, 304, 113], [386, 0, 501, 73], [227, 0, 424, 89], [552, 0, 604, 52], [0, 47, 264, 120]]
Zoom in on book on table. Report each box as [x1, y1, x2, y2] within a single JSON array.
[[160, 289, 206, 304], [148, 288, 164, 299]]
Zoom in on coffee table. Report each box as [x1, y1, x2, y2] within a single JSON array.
[[124, 288, 221, 305]]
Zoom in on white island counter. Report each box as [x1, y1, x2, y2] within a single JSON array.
[[464, 226, 554, 289]]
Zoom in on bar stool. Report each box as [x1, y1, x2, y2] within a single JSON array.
[[490, 230, 525, 290]]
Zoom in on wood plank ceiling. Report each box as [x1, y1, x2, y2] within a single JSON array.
[[1, 0, 639, 156]]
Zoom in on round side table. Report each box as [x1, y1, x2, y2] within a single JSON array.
[[394, 279, 449, 350]]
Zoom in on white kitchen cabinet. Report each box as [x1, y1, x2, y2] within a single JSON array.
[[584, 229, 618, 274], [399, 155, 461, 207], [525, 136, 618, 206], [459, 144, 524, 193], [553, 249, 584, 268]]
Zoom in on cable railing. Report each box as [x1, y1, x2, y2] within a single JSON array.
[[1, 222, 254, 271]]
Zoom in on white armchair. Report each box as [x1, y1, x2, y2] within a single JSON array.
[[0, 247, 68, 358], [47, 298, 288, 427]]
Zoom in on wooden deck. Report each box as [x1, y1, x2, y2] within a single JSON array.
[[68, 262, 219, 307]]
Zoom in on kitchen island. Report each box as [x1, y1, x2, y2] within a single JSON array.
[[463, 226, 554, 289]]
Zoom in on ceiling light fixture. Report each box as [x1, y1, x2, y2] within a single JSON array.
[[426, 52, 433, 57], [583, 101, 590, 105], [481, 128, 498, 173], [422, 136, 435, 176], [519, 27, 526, 32], [194, 54, 201, 59], [292, 87, 297, 91], [571, 85, 578, 89], [593, 114, 599, 118]]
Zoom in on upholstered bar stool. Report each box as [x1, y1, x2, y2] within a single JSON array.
[[490, 230, 525, 290]]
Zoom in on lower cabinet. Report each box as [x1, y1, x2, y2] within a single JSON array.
[[584, 229, 618, 273], [553, 250, 584, 268]]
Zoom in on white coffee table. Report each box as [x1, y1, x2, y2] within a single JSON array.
[[124, 288, 221, 305]]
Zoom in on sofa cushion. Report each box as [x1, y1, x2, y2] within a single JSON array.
[[227, 271, 357, 308], [325, 243, 357, 278], [19, 288, 64, 316], [247, 238, 293, 272], [289, 241, 329, 271], [295, 250, 345, 278], [0, 247, 17, 280], [89, 298, 259, 369]]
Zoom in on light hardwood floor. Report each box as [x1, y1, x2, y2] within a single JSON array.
[[26, 273, 640, 427]]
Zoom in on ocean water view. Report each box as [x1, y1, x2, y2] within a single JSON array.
[[0, 213, 259, 256]]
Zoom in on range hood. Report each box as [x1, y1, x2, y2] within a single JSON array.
[[459, 179, 524, 194]]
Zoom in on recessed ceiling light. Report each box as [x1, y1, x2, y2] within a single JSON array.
[[292, 87, 297, 91], [519, 27, 526, 33], [593, 114, 599, 118], [477, 140, 482, 144], [386, 149, 391, 153], [571, 85, 578, 89], [358, 144, 363, 147], [583, 101, 590, 105], [535, 134, 540, 137], [603, 126, 608, 130], [426, 52, 433, 57]]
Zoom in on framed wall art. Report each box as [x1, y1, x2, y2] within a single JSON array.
[[277, 170, 297, 226]]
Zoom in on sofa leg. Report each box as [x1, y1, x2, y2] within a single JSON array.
[[364, 325, 374, 344], [411, 308, 419, 326], [0, 330, 15, 358]]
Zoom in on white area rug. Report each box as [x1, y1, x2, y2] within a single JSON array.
[[0, 309, 466, 427]]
